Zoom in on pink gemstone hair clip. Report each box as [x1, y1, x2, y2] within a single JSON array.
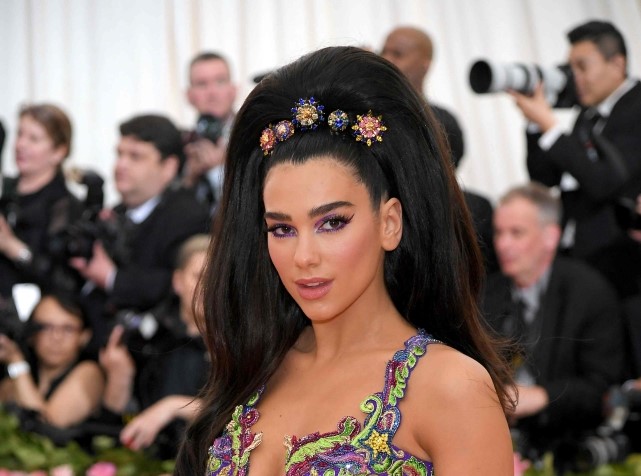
[[352, 111, 387, 147]]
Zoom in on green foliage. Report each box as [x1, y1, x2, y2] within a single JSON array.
[[525, 452, 641, 476], [0, 406, 174, 475]]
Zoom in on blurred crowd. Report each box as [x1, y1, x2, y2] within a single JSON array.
[[0, 20, 640, 471]]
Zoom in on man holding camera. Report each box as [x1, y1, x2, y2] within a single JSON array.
[[70, 114, 210, 346], [511, 20, 641, 297], [183, 52, 237, 212]]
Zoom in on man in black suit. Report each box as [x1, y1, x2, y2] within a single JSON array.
[[71, 114, 210, 346], [483, 182, 624, 459], [511, 20, 641, 297]]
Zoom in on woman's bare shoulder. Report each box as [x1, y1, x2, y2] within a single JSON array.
[[412, 343, 497, 403]]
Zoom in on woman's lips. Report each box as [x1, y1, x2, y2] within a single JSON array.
[[295, 279, 333, 300]]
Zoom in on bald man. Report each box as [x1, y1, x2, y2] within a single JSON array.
[[382, 27, 497, 273], [381, 26, 464, 164]]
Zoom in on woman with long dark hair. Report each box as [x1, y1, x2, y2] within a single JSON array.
[[177, 46, 514, 475]]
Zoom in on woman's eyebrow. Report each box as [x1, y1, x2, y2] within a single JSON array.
[[308, 201, 354, 218], [265, 201, 354, 222]]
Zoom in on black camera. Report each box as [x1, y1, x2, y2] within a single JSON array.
[[49, 209, 131, 263], [469, 59, 578, 108], [551, 383, 641, 473], [183, 114, 225, 145], [115, 309, 159, 345]]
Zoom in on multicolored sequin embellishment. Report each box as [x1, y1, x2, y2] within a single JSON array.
[[259, 97, 387, 156], [206, 330, 436, 476]]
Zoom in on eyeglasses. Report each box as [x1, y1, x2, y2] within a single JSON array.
[[35, 323, 83, 338]]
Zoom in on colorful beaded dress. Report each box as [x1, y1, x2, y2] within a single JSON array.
[[206, 330, 437, 475]]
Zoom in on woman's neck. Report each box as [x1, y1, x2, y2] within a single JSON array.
[[298, 292, 413, 363], [17, 168, 58, 194], [37, 361, 74, 392]]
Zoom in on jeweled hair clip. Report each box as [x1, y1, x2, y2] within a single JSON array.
[[259, 97, 387, 156]]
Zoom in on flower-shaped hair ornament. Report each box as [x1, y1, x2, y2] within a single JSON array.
[[274, 120, 295, 142], [291, 97, 325, 131], [327, 109, 350, 133], [352, 110, 387, 146], [259, 126, 277, 156]]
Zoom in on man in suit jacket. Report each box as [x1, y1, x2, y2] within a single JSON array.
[[511, 20, 641, 297], [71, 114, 210, 346], [483, 183, 624, 457]]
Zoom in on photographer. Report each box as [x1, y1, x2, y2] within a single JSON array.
[[183, 52, 237, 213], [0, 104, 85, 301], [70, 114, 209, 348], [511, 20, 641, 297]]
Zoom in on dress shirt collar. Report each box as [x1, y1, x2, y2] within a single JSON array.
[[595, 78, 636, 118], [125, 195, 161, 224], [512, 266, 552, 322]]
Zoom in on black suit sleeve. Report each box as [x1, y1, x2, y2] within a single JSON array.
[[431, 105, 465, 166], [537, 266, 624, 429], [527, 83, 641, 203]]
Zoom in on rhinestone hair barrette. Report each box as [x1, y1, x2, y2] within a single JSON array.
[[259, 97, 387, 156]]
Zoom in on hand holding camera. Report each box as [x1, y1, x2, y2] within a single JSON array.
[[182, 114, 226, 187]]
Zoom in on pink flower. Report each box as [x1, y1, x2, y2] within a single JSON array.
[[86, 462, 117, 476], [513, 452, 531, 476], [51, 465, 74, 476], [28, 472, 47, 476]]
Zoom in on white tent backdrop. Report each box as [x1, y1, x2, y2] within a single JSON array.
[[1, 0, 640, 205]]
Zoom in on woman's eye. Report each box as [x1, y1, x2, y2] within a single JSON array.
[[318, 215, 352, 233], [268, 225, 295, 238]]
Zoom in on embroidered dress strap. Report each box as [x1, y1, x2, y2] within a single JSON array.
[[382, 329, 439, 408], [347, 329, 439, 466]]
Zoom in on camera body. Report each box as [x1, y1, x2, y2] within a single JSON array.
[[551, 383, 641, 472], [469, 59, 578, 108], [48, 209, 131, 263], [183, 114, 225, 145]]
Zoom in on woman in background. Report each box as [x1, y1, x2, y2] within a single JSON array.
[[0, 104, 85, 301], [0, 293, 104, 428]]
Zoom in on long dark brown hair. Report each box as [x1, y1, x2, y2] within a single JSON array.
[[175, 46, 514, 474]]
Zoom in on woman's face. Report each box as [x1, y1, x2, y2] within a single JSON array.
[[173, 250, 207, 323], [15, 115, 65, 178], [263, 157, 401, 323], [31, 297, 89, 370]]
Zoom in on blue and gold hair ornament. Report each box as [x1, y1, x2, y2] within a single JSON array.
[[259, 98, 387, 156], [291, 97, 325, 131]]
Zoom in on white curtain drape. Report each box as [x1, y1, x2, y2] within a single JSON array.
[[1, 0, 640, 205]]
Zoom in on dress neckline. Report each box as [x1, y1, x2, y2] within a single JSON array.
[[246, 330, 436, 455], [207, 329, 438, 475]]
